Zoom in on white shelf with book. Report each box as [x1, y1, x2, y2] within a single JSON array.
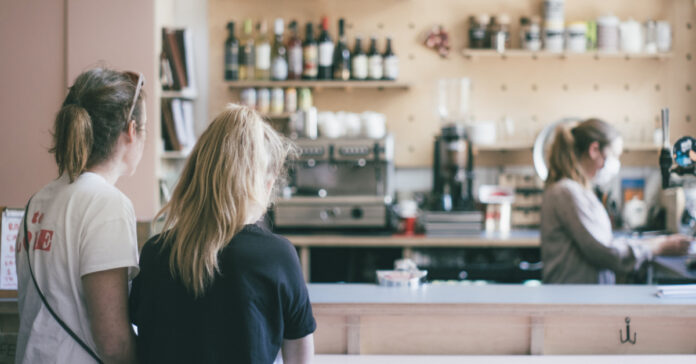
[[158, 26, 198, 207]]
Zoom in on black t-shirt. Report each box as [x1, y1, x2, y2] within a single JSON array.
[[129, 224, 316, 364]]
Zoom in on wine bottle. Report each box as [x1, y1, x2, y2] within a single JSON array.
[[317, 16, 334, 80], [224, 21, 239, 81], [271, 18, 288, 81], [287, 20, 303, 80], [351, 36, 367, 80], [382, 36, 399, 80], [332, 18, 351, 80], [239, 19, 255, 80], [255, 20, 271, 80], [302, 23, 318, 80], [367, 37, 383, 80]]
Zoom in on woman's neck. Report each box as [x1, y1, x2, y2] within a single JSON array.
[[86, 159, 123, 185]]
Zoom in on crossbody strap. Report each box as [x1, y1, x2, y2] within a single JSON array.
[[22, 199, 103, 364]]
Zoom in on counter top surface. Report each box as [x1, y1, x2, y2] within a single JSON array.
[[286, 230, 540, 247], [307, 283, 696, 306]]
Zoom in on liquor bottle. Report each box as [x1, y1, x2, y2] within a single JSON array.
[[317, 16, 334, 80], [255, 20, 271, 80], [287, 20, 303, 80], [271, 18, 288, 81], [224, 21, 239, 81], [351, 36, 368, 80], [382, 36, 399, 80], [367, 37, 383, 80], [332, 18, 351, 80], [302, 23, 318, 80], [239, 19, 255, 80]]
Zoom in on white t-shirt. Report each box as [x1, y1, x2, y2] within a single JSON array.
[[15, 172, 140, 364]]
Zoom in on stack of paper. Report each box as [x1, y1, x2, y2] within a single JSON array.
[[656, 284, 696, 298]]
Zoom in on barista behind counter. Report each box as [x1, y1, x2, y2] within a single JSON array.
[[541, 119, 691, 284]]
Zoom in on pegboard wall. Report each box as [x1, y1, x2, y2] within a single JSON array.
[[208, 0, 696, 167]]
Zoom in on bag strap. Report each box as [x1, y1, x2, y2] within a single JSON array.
[[23, 199, 104, 364]]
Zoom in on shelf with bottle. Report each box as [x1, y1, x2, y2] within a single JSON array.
[[227, 80, 409, 90], [224, 17, 404, 88], [465, 6, 675, 62], [461, 48, 673, 61]]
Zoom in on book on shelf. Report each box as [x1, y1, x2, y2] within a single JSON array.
[[160, 98, 195, 152], [161, 27, 196, 93]]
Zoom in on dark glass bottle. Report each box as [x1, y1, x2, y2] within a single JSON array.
[[271, 18, 288, 81], [332, 18, 351, 80], [317, 16, 334, 80], [224, 21, 239, 80], [351, 37, 367, 80], [367, 37, 383, 80], [302, 23, 318, 79], [382, 37, 398, 80], [287, 20, 303, 80]]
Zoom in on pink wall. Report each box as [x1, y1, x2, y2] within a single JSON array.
[[0, 0, 158, 219], [66, 0, 158, 219], [0, 0, 65, 208]]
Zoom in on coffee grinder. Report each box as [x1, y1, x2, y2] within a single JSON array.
[[432, 78, 475, 211]]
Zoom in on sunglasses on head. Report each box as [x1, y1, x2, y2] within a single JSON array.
[[124, 71, 145, 123]]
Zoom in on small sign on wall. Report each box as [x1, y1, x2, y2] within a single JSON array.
[[0, 207, 23, 290]]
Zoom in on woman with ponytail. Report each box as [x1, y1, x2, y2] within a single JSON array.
[[16, 68, 146, 363], [130, 105, 315, 364], [542, 118, 690, 284]]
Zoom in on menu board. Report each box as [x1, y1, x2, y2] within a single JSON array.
[[0, 208, 23, 290]]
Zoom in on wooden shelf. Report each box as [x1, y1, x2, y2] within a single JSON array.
[[226, 80, 410, 90], [474, 142, 660, 153], [461, 49, 674, 61], [161, 89, 197, 99], [623, 143, 661, 152], [475, 143, 534, 152], [263, 112, 294, 120]]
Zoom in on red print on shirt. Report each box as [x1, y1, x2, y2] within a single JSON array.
[[34, 230, 53, 251]]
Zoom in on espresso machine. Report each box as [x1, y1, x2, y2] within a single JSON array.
[[431, 78, 475, 211], [272, 135, 395, 231]]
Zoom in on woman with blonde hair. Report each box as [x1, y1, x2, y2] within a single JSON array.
[[541, 118, 690, 284], [130, 105, 315, 363]]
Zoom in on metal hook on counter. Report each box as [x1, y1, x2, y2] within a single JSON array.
[[620, 317, 637, 344]]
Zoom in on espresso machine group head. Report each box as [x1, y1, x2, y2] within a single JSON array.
[[432, 124, 475, 211]]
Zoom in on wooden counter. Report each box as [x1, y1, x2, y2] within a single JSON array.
[[286, 231, 540, 281], [286, 231, 540, 248], [308, 283, 696, 356]]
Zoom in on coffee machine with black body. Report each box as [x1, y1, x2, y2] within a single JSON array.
[[432, 124, 474, 211], [430, 78, 476, 211]]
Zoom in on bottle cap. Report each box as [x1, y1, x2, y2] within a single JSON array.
[[478, 14, 490, 25], [274, 18, 284, 35], [498, 14, 511, 25]]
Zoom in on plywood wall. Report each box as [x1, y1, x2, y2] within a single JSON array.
[[208, 0, 695, 167]]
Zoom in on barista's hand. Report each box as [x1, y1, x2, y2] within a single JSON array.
[[653, 234, 692, 256]]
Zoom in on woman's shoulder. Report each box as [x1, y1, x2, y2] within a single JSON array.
[[237, 224, 293, 248], [226, 224, 297, 261], [545, 178, 586, 198]]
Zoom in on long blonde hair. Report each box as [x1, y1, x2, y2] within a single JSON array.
[[156, 104, 293, 297], [546, 118, 619, 188]]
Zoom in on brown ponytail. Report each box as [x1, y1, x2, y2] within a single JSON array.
[[546, 118, 620, 188], [51, 105, 94, 182], [49, 68, 145, 183], [547, 124, 585, 187]]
